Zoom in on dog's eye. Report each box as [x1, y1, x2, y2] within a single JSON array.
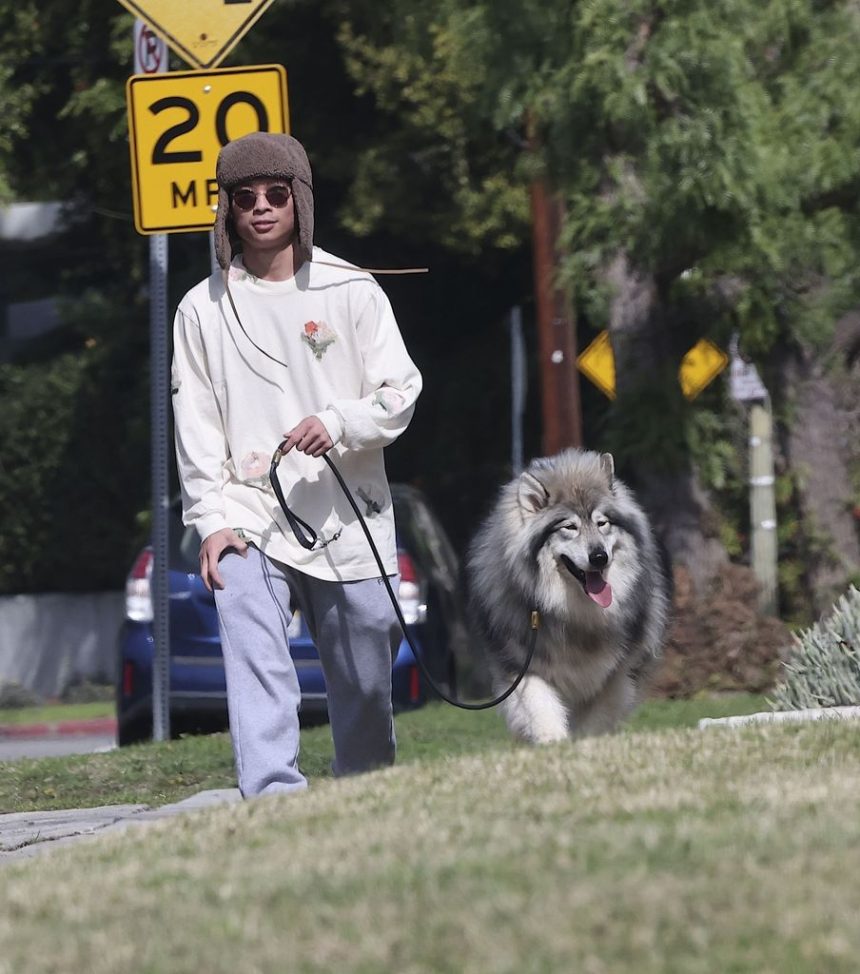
[[559, 520, 579, 533]]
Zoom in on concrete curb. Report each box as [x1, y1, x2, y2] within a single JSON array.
[[698, 705, 860, 729], [0, 717, 117, 740]]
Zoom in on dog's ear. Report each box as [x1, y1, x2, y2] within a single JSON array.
[[599, 453, 615, 486], [518, 471, 550, 513]]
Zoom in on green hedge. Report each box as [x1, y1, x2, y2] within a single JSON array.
[[0, 336, 151, 594]]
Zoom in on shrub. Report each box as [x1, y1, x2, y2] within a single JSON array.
[[652, 563, 790, 698], [769, 586, 860, 710], [0, 333, 151, 594], [60, 678, 115, 704], [0, 681, 42, 709]]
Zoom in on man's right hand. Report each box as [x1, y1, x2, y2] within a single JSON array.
[[200, 528, 249, 592]]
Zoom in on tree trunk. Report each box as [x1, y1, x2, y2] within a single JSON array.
[[605, 252, 728, 594], [773, 340, 860, 614]]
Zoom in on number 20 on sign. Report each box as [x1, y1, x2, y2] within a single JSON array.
[[126, 64, 288, 235]]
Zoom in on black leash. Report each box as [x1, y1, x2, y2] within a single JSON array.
[[269, 442, 539, 711]]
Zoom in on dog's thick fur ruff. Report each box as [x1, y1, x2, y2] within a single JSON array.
[[467, 449, 670, 743]]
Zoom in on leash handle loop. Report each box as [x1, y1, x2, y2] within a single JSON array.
[[269, 442, 318, 550]]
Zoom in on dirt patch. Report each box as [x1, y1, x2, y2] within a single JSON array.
[[651, 563, 791, 698]]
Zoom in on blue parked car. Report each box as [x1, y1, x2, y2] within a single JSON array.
[[116, 485, 467, 746]]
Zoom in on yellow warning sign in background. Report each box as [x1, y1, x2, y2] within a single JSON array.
[[678, 339, 730, 400], [116, 0, 277, 69], [576, 330, 617, 400], [577, 331, 728, 401]]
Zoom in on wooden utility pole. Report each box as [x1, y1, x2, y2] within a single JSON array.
[[529, 167, 583, 454]]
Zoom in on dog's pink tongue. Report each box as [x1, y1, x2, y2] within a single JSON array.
[[585, 572, 612, 608]]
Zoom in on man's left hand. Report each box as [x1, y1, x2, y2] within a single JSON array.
[[282, 416, 333, 458]]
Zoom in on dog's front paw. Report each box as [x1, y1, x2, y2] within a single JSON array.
[[502, 674, 569, 744], [525, 724, 570, 746]]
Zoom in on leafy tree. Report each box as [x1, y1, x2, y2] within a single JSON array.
[[0, 0, 528, 590], [334, 0, 860, 595], [0, 4, 44, 202], [0, 3, 150, 591], [4, 0, 860, 610]]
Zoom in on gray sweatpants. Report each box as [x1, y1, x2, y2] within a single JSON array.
[[214, 545, 401, 797]]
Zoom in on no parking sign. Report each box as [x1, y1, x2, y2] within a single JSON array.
[[134, 20, 168, 75]]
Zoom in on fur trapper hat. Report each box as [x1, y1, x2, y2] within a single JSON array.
[[213, 132, 314, 269]]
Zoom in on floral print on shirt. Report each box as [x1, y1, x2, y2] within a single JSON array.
[[372, 388, 404, 414], [301, 320, 337, 360], [239, 450, 271, 489]]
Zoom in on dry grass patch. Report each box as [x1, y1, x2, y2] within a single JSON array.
[[3, 720, 860, 973]]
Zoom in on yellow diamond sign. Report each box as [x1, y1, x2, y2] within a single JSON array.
[[576, 330, 617, 400], [679, 338, 729, 400], [577, 331, 728, 401], [116, 0, 277, 69]]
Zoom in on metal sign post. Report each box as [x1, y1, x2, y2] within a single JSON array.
[[509, 306, 526, 475], [134, 19, 171, 741], [730, 335, 778, 615], [748, 400, 778, 615], [149, 232, 171, 742], [122, 0, 287, 742]]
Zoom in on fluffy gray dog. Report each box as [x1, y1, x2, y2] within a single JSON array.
[[467, 449, 670, 743]]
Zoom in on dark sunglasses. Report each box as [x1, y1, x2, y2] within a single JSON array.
[[231, 185, 292, 211]]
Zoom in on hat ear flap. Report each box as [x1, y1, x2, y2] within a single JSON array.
[[213, 188, 233, 270], [290, 178, 314, 264]]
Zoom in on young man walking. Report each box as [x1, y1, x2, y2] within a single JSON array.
[[171, 132, 422, 797]]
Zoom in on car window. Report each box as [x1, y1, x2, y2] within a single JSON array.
[[411, 498, 459, 581], [393, 488, 459, 589]]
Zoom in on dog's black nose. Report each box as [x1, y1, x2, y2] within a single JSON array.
[[589, 547, 608, 568]]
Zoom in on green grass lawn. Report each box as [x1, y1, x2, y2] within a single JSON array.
[[0, 693, 766, 815], [0, 700, 115, 726], [2, 709, 859, 973]]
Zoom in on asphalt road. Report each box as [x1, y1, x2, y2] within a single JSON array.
[[0, 734, 116, 762]]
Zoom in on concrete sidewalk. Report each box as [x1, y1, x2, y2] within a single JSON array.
[[1, 789, 242, 864], [1, 715, 241, 864]]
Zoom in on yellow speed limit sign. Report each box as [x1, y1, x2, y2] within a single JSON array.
[[126, 64, 289, 234]]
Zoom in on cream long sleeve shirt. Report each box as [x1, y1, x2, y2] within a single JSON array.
[[171, 249, 422, 581]]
